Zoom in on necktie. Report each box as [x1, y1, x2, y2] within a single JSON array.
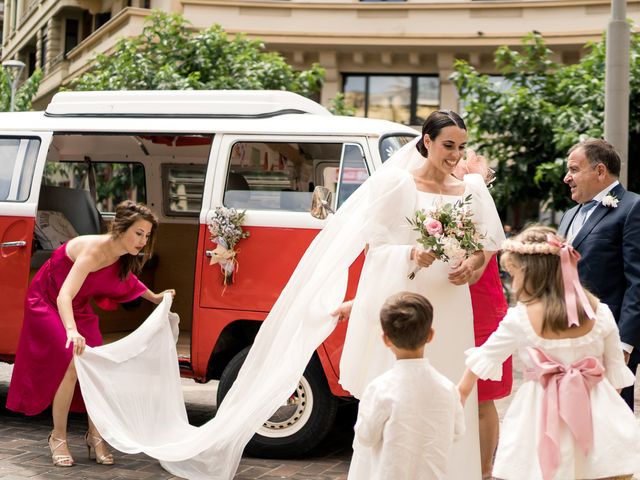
[[572, 199, 598, 237]]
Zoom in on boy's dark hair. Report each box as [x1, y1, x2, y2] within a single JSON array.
[[380, 292, 434, 350]]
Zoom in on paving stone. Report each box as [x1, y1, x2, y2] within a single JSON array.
[[3, 359, 639, 479], [0, 363, 352, 479]]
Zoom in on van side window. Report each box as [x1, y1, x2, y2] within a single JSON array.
[[163, 164, 207, 217], [0, 137, 41, 202], [224, 141, 368, 212], [43, 161, 146, 213]]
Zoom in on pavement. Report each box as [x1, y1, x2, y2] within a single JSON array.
[[1, 359, 639, 479], [0, 363, 353, 479]]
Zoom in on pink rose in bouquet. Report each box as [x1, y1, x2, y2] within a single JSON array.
[[424, 218, 444, 236]]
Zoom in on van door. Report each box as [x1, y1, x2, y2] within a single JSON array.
[[199, 135, 371, 312], [0, 133, 51, 360], [192, 135, 371, 374]]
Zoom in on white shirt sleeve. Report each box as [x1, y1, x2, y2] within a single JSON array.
[[600, 304, 636, 389], [354, 381, 391, 448], [452, 385, 466, 442]]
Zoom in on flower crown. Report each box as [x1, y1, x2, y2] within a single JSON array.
[[501, 239, 561, 255], [502, 233, 596, 328]]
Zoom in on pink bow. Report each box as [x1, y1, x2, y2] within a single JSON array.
[[524, 347, 604, 480], [547, 234, 596, 328]]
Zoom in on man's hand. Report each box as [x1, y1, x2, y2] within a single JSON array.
[[624, 351, 630, 364]]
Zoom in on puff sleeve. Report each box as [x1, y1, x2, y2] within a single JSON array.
[[465, 306, 522, 381], [464, 173, 505, 251]]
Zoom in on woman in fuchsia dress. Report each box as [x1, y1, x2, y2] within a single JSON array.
[[7, 201, 174, 468]]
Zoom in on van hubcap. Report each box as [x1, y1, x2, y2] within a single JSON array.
[[260, 377, 313, 437]]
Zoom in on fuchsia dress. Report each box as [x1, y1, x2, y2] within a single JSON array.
[[6, 243, 148, 415], [470, 255, 513, 402]]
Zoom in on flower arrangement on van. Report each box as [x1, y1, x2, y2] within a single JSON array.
[[407, 195, 484, 279], [207, 207, 250, 288]]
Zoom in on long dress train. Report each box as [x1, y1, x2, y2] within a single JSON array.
[[74, 139, 504, 479]]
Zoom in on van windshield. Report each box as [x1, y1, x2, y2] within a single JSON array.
[[379, 134, 417, 162]]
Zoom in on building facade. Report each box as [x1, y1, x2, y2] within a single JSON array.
[[2, 0, 640, 122]]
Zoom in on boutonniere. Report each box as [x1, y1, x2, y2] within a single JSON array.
[[602, 192, 619, 208]]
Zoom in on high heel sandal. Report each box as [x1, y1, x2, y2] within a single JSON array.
[[85, 431, 115, 465], [47, 433, 74, 467]]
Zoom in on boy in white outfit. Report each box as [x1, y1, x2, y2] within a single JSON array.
[[347, 292, 465, 480]]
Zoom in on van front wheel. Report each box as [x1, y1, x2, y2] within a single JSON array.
[[216, 346, 338, 458]]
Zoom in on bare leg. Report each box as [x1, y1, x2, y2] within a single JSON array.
[[50, 360, 78, 461], [478, 400, 499, 479]]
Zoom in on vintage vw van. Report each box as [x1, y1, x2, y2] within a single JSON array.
[[0, 90, 416, 456]]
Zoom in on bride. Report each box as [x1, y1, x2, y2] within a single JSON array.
[[73, 111, 504, 480], [338, 110, 504, 478]]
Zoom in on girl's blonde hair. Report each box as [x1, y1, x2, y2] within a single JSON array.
[[500, 225, 597, 333]]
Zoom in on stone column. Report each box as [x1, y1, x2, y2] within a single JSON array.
[[47, 16, 62, 69], [15, 0, 24, 29], [318, 50, 338, 107], [437, 52, 457, 111], [3, 0, 11, 45]]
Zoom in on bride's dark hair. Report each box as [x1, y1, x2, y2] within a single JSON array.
[[416, 110, 466, 157]]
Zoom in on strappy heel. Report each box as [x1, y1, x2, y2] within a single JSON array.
[[85, 431, 115, 465], [47, 433, 74, 467]]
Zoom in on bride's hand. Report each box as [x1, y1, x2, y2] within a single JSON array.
[[448, 258, 475, 285], [331, 300, 354, 322], [412, 247, 436, 269]]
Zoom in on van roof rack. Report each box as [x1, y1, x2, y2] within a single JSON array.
[[45, 90, 332, 118]]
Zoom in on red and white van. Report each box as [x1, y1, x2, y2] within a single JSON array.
[[0, 90, 416, 456]]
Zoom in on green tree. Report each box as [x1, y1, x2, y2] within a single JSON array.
[[69, 11, 325, 97], [328, 92, 355, 116], [0, 69, 43, 112], [451, 29, 640, 220]]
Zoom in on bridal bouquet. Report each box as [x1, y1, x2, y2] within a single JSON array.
[[207, 207, 250, 287], [407, 195, 484, 279]]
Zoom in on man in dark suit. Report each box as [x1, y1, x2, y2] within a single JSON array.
[[558, 138, 640, 409]]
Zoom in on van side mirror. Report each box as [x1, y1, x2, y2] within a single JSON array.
[[310, 186, 334, 220]]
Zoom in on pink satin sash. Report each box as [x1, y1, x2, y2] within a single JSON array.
[[524, 347, 604, 480]]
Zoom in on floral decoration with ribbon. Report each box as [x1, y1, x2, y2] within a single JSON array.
[[207, 207, 250, 291]]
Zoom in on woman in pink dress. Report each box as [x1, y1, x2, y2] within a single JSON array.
[[6, 201, 175, 468]]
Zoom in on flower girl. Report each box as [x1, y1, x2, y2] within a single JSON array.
[[457, 225, 640, 480]]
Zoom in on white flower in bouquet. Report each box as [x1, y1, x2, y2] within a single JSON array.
[[442, 237, 466, 268]]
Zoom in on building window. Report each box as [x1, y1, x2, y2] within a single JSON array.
[[95, 12, 111, 30], [343, 74, 439, 126], [64, 19, 79, 55], [39, 27, 48, 71]]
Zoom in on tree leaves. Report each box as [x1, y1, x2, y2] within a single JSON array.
[[452, 29, 640, 218], [68, 11, 325, 98], [0, 69, 43, 112]]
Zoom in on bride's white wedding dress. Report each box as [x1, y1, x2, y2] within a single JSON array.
[[341, 171, 505, 479], [73, 139, 504, 480]]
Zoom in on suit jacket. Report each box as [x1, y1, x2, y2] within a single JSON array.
[[558, 183, 640, 348]]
